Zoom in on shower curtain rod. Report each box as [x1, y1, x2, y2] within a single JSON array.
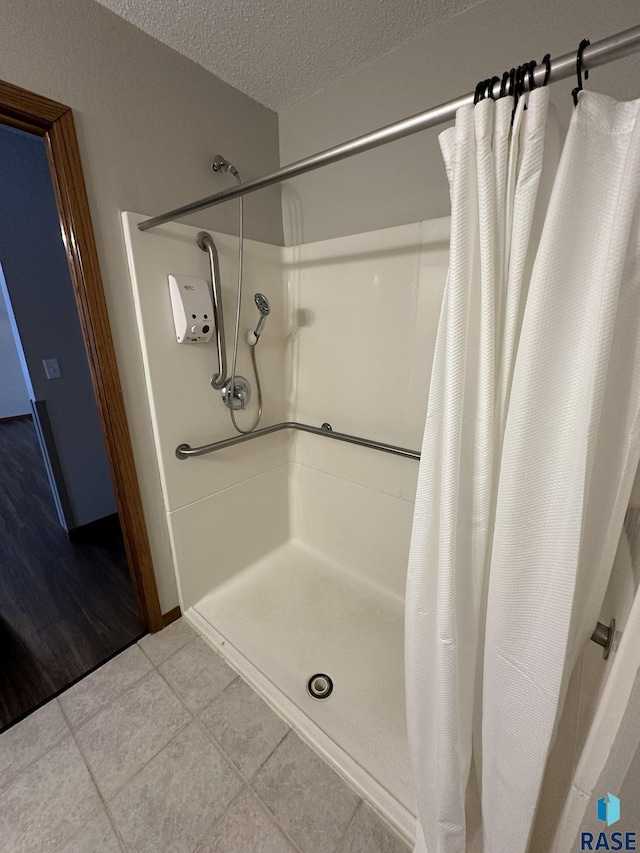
[[138, 25, 640, 232]]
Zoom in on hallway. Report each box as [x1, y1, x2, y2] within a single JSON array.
[[0, 416, 143, 730]]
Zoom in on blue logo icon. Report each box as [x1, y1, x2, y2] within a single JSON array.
[[581, 794, 635, 850], [598, 794, 621, 827]]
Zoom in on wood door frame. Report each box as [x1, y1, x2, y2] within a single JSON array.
[[0, 79, 163, 632]]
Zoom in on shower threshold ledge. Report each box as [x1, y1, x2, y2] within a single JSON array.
[[184, 540, 416, 844]]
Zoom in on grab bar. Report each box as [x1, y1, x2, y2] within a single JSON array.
[[197, 231, 227, 389], [176, 420, 421, 460]]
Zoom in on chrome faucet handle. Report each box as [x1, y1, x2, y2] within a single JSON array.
[[221, 376, 251, 411]]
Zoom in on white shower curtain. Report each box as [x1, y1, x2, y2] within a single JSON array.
[[406, 87, 640, 853]]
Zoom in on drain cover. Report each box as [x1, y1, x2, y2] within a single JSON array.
[[307, 673, 333, 700]]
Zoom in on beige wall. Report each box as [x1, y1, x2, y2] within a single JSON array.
[[0, 0, 283, 610], [279, 0, 640, 245]]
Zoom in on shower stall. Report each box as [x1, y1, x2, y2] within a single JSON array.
[[123, 209, 448, 840]]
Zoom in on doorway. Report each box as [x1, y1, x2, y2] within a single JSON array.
[[0, 80, 162, 730]]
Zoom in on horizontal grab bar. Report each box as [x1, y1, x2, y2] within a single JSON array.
[[176, 420, 421, 460]]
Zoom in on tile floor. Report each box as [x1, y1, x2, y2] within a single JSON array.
[[0, 618, 411, 853]]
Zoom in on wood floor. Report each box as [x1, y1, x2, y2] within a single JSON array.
[[0, 416, 144, 731]]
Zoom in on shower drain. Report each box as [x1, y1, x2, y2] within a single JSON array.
[[306, 673, 333, 700]]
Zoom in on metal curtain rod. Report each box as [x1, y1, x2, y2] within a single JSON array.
[[175, 420, 421, 460], [138, 25, 640, 232]]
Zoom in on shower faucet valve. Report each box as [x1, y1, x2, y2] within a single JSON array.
[[221, 376, 251, 410]]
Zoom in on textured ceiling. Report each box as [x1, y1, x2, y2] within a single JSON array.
[[93, 0, 484, 112]]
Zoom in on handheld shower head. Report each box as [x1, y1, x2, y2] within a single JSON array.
[[247, 293, 270, 345], [254, 293, 270, 317]]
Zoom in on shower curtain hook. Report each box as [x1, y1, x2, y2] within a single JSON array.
[[487, 76, 501, 100], [521, 60, 537, 110], [499, 70, 510, 99], [511, 64, 526, 122], [474, 79, 489, 105], [541, 53, 552, 87], [572, 38, 591, 107]]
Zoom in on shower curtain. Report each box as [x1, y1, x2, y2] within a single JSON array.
[[405, 87, 640, 853]]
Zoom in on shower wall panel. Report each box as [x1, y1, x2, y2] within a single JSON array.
[[285, 218, 450, 599], [122, 213, 290, 609], [167, 464, 291, 607]]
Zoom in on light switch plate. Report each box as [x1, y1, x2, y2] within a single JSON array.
[[43, 358, 61, 379]]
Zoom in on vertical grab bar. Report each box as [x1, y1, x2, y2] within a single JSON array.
[[197, 231, 227, 389]]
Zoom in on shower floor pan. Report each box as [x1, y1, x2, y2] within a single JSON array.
[[186, 540, 416, 842]]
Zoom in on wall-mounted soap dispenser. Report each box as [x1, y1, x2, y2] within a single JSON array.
[[168, 274, 214, 343]]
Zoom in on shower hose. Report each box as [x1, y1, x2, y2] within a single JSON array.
[[227, 178, 263, 435]]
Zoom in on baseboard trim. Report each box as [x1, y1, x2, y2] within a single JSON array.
[[0, 413, 32, 424], [162, 605, 182, 627], [67, 512, 120, 541]]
